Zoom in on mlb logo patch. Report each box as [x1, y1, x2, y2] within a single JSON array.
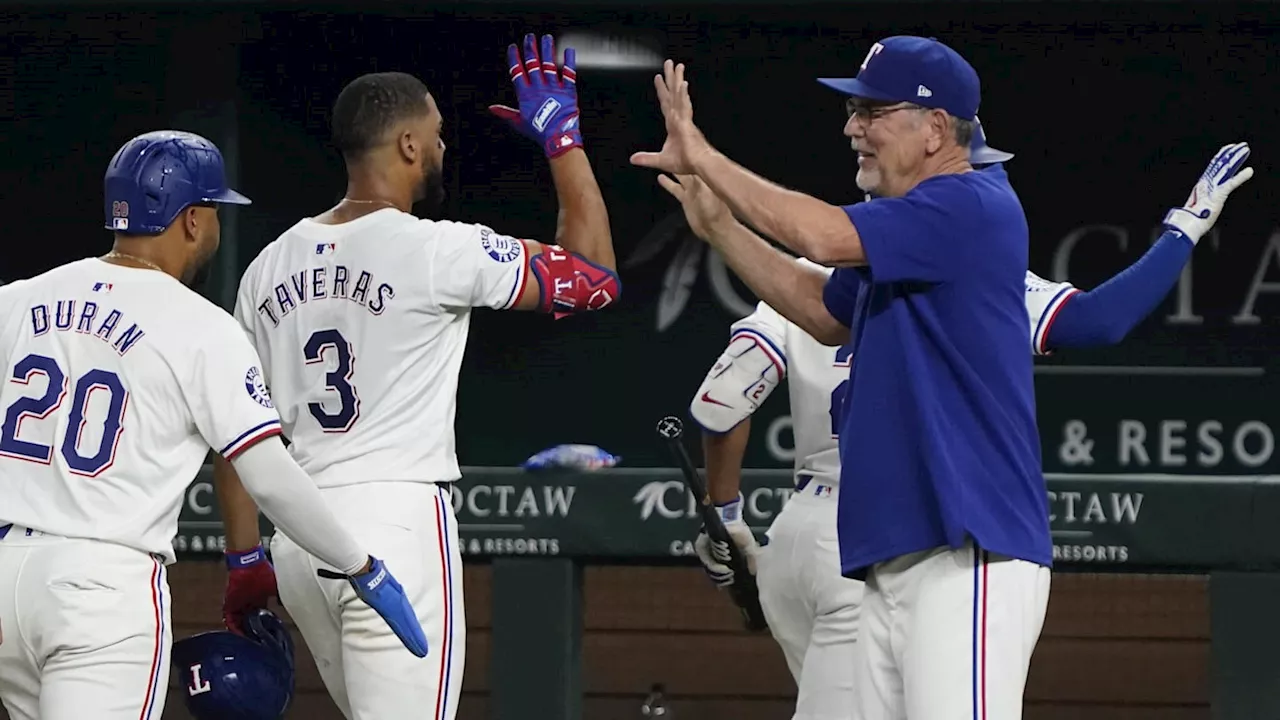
[[315, 243, 336, 255], [92, 282, 113, 293], [111, 218, 128, 230]]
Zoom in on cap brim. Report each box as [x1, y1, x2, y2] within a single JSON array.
[[971, 147, 1015, 165], [205, 187, 252, 206], [816, 77, 902, 103]]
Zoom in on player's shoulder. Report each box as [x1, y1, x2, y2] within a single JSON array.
[[729, 298, 794, 343], [157, 283, 249, 344]]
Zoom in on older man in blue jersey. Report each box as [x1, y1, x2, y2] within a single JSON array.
[[634, 36, 1253, 720]]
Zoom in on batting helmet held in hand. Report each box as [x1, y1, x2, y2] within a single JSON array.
[[171, 609, 296, 720], [103, 130, 251, 235]]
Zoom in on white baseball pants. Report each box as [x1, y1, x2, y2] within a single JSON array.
[[272, 481, 465, 720], [756, 481, 863, 720], [0, 526, 170, 720], [854, 542, 1050, 720]]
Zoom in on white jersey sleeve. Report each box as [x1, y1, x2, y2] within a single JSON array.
[[185, 316, 284, 460], [1024, 270, 1081, 355], [427, 222, 530, 311]]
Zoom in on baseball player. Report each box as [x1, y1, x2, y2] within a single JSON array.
[[211, 35, 620, 720], [635, 37, 1252, 719], [685, 133, 1254, 719], [0, 131, 426, 720]]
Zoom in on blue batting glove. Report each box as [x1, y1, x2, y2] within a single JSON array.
[[489, 33, 584, 159], [1162, 141, 1254, 246], [318, 556, 428, 658]]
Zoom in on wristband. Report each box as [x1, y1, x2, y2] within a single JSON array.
[[226, 544, 268, 570]]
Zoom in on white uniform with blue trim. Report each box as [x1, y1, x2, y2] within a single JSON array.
[[233, 208, 527, 720], [712, 266, 1075, 720], [0, 258, 282, 720]]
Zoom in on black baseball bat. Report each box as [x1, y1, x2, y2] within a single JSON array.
[[655, 415, 769, 632]]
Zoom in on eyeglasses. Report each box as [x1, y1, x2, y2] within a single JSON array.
[[845, 100, 928, 125]]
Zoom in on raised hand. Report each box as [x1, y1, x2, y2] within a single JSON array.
[[1163, 141, 1255, 245], [489, 33, 584, 159], [630, 60, 714, 175]]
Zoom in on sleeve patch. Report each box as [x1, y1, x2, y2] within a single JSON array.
[[244, 366, 274, 409], [479, 227, 524, 264]]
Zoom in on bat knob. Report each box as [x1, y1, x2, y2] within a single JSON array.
[[656, 415, 684, 440]]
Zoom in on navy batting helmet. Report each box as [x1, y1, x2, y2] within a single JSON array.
[[171, 609, 296, 720], [103, 130, 251, 235], [969, 117, 1014, 166]]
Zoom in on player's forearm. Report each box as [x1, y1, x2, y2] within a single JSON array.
[[229, 439, 368, 575], [211, 454, 265, 553], [1045, 231, 1193, 350], [703, 419, 751, 505], [548, 148, 616, 270], [706, 220, 850, 345], [693, 150, 866, 266]]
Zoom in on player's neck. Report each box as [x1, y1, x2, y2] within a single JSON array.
[[313, 166, 413, 225], [103, 238, 182, 280]]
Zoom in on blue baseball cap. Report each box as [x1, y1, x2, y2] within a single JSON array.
[[969, 117, 1013, 165], [818, 36, 981, 121]]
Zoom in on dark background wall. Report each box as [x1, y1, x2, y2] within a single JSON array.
[[3, 3, 1278, 474], [6, 3, 1277, 476]]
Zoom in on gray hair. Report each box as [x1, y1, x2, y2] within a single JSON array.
[[905, 106, 974, 150], [951, 116, 975, 149]]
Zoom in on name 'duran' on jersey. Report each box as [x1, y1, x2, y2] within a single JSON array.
[[254, 266, 395, 327], [28, 300, 147, 356]]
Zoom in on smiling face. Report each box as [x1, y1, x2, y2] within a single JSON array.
[[844, 98, 939, 198]]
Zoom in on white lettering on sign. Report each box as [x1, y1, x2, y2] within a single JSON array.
[[1116, 419, 1274, 469]]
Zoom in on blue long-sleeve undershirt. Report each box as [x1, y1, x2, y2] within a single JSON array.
[[1043, 229, 1193, 350]]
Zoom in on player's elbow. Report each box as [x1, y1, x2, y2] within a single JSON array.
[[530, 250, 623, 315], [806, 308, 851, 346]]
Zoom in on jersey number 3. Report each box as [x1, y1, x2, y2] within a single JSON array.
[[304, 329, 360, 432], [0, 354, 128, 477]]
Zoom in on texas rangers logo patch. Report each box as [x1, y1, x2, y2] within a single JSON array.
[[480, 228, 522, 263], [244, 366, 273, 408]]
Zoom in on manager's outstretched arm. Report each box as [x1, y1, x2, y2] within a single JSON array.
[[631, 60, 865, 267], [1042, 142, 1254, 351], [660, 173, 849, 346]]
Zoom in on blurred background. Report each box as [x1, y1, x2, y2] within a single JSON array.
[[2, 1, 1279, 718]]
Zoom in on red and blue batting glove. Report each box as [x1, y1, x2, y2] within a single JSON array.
[[489, 33, 583, 159], [223, 544, 278, 634]]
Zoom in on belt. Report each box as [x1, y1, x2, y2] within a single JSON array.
[[795, 474, 837, 498], [0, 524, 45, 541]]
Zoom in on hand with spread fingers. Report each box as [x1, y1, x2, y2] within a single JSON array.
[[490, 33, 584, 159], [630, 60, 714, 175]]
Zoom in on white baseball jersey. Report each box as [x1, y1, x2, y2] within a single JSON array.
[[234, 208, 529, 488], [735, 268, 1078, 485], [0, 259, 282, 563]]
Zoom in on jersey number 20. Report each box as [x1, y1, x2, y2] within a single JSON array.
[[304, 329, 360, 432], [0, 353, 128, 477]]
